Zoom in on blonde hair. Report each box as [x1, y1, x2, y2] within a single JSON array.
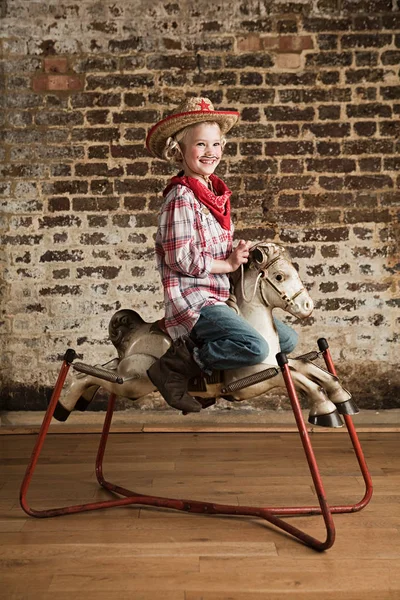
[[162, 122, 227, 163]]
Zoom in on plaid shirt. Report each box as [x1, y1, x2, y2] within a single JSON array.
[[155, 184, 233, 340]]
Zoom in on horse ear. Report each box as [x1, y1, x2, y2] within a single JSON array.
[[252, 247, 268, 267]]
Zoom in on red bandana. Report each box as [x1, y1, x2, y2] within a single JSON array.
[[163, 173, 232, 231]]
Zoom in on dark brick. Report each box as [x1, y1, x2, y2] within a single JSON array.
[[134, 213, 159, 227], [303, 18, 352, 32], [381, 51, 400, 66], [42, 181, 88, 195], [123, 196, 147, 211], [229, 158, 277, 175], [321, 245, 339, 258], [119, 56, 146, 70], [113, 110, 159, 124], [355, 52, 379, 67], [70, 93, 120, 109], [268, 176, 315, 191], [241, 107, 260, 122], [303, 123, 350, 137], [226, 54, 274, 68], [234, 124, 274, 139], [306, 52, 352, 67], [87, 215, 108, 227], [39, 215, 81, 229], [240, 72, 263, 86], [193, 71, 237, 86], [306, 158, 356, 173], [124, 128, 147, 141], [318, 71, 340, 85], [265, 106, 314, 121], [72, 197, 119, 211], [50, 165, 72, 177], [115, 179, 163, 194], [277, 19, 298, 34], [124, 93, 146, 107], [316, 142, 341, 156], [345, 69, 387, 84], [86, 110, 110, 125], [341, 34, 392, 49], [304, 227, 349, 242], [0, 234, 43, 246], [75, 163, 123, 177], [320, 282, 339, 293], [40, 285, 81, 296], [317, 34, 338, 50], [126, 163, 149, 177], [280, 159, 304, 174], [86, 74, 154, 90], [48, 197, 70, 212], [353, 122, 377, 137], [71, 128, 120, 142], [40, 249, 83, 262], [359, 157, 382, 172], [344, 175, 393, 190], [265, 141, 314, 155], [319, 176, 344, 190], [356, 88, 377, 102], [353, 16, 382, 31], [239, 142, 263, 155], [226, 88, 275, 104], [108, 37, 143, 53], [80, 232, 108, 245], [315, 298, 358, 311], [280, 88, 351, 104], [77, 266, 121, 279], [381, 192, 400, 206], [88, 145, 110, 159], [381, 86, 400, 101], [353, 227, 373, 240], [345, 209, 391, 224], [265, 72, 317, 86], [318, 105, 341, 120], [344, 139, 393, 153], [384, 157, 400, 171], [90, 180, 114, 195], [278, 194, 301, 208], [75, 57, 118, 72], [275, 124, 300, 138]]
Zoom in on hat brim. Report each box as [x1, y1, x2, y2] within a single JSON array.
[[146, 110, 239, 159]]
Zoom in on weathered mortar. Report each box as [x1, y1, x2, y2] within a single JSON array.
[[0, 0, 399, 411]]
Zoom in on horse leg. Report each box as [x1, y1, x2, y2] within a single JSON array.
[[53, 374, 101, 421], [289, 369, 343, 428], [289, 358, 358, 415]]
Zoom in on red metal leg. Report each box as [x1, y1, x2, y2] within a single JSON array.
[[20, 341, 371, 552]]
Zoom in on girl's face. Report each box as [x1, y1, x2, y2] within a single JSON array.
[[179, 122, 223, 181]]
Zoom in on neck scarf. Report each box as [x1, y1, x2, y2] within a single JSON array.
[[163, 173, 232, 230]]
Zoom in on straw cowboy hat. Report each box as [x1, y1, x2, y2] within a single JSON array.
[[146, 97, 239, 159]]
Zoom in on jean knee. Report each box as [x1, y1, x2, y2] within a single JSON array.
[[280, 329, 298, 354], [246, 335, 269, 365]]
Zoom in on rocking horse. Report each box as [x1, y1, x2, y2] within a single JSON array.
[[20, 242, 373, 552]]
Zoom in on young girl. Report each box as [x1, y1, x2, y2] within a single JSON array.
[[145, 97, 297, 413]]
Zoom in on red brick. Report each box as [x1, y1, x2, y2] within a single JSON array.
[[278, 36, 314, 53], [43, 57, 68, 74]]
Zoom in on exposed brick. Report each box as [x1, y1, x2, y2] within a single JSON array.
[[72, 197, 119, 211], [265, 141, 314, 155], [265, 106, 314, 121], [77, 266, 121, 279], [306, 158, 356, 173], [43, 57, 68, 74], [341, 34, 392, 49], [75, 163, 123, 177], [278, 36, 313, 53]]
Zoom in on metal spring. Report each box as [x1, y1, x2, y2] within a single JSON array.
[[294, 350, 320, 362], [221, 367, 279, 394], [73, 362, 124, 384]]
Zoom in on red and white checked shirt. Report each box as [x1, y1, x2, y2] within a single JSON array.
[[155, 183, 233, 340]]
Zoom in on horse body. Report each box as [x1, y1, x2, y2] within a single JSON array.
[[57, 243, 354, 426]]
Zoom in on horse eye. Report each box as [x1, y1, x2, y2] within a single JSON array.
[[275, 274, 284, 282]]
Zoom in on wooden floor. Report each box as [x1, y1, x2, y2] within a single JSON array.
[[1, 430, 399, 599]]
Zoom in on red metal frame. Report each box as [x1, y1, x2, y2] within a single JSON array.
[[19, 343, 372, 552]]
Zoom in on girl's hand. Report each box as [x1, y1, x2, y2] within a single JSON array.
[[227, 240, 251, 272]]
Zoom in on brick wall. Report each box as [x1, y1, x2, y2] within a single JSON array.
[[0, 0, 399, 411]]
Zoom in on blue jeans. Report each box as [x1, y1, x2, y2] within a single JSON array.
[[190, 304, 298, 372]]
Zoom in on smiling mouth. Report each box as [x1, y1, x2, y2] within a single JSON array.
[[200, 157, 218, 163]]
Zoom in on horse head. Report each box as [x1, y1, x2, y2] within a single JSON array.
[[232, 242, 314, 320]]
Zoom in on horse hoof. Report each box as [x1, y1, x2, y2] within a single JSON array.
[[53, 401, 71, 422], [308, 410, 343, 428], [75, 397, 91, 412], [335, 398, 359, 415]]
